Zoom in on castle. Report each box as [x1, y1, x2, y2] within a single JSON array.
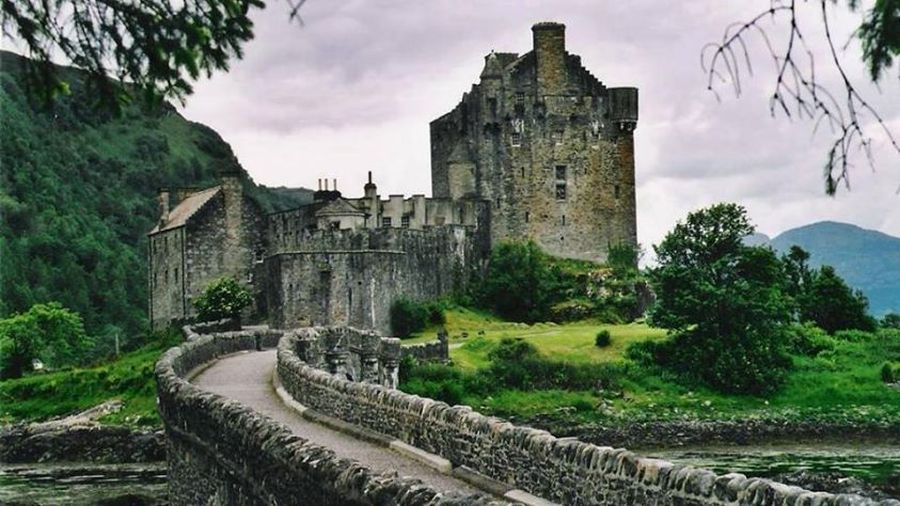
[[148, 22, 638, 333]]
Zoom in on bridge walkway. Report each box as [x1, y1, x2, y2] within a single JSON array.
[[191, 349, 484, 496]]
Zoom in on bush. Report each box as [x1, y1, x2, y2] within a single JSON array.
[[788, 322, 835, 356], [480, 241, 559, 322], [390, 298, 427, 338], [193, 277, 252, 322], [595, 330, 612, 348], [833, 329, 876, 342], [882, 363, 895, 384]]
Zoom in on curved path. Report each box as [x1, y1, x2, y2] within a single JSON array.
[[191, 349, 483, 496]]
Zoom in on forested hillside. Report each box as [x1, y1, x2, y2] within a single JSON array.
[[0, 51, 311, 347]]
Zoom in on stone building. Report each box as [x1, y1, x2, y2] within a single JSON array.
[[148, 169, 266, 330], [430, 22, 638, 262], [148, 22, 639, 332]]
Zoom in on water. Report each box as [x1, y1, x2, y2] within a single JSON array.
[[0, 463, 167, 505], [643, 443, 900, 499]]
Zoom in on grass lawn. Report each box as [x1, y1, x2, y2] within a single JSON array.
[[0, 331, 181, 428], [402, 309, 900, 427]]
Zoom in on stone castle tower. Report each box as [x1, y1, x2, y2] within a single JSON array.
[[430, 22, 638, 262]]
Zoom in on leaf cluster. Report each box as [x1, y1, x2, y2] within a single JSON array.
[[192, 277, 253, 322]]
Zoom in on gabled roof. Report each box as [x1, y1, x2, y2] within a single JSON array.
[[150, 186, 221, 234], [314, 197, 365, 218]]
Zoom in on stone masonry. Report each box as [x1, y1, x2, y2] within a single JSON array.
[[431, 22, 638, 263], [148, 21, 636, 332]]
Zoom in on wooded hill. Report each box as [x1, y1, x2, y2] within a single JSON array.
[[0, 51, 311, 348]]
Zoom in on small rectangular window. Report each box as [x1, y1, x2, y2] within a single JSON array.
[[495, 198, 501, 209], [381, 217, 392, 228], [615, 185, 621, 199], [174, 267, 178, 280], [553, 129, 564, 145], [555, 183, 567, 200], [515, 92, 525, 106], [525, 211, 530, 223], [561, 215, 566, 226], [330, 221, 340, 230], [511, 132, 522, 146], [555, 165, 567, 181], [520, 167, 525, 178], [401, 216, 410, 228]]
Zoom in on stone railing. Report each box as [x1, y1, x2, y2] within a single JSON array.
[[401, 331, 450, 363], [156, 327, 503, 505], [289, 326, 402, 388], [277, 331, 897, 506]]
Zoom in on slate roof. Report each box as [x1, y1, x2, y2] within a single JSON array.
[[150, 186, 221, 234], [314, 197, 365, 217]]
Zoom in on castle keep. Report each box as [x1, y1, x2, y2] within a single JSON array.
[[431, 22, 638, 262], [148, 22, 638, 332]]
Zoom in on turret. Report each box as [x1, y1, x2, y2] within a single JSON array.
[[608, 87, 639, 132], [532, 22, 567, 96]]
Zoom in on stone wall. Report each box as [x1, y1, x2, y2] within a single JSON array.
[[288, 326, 402, 388], [156, 327, 503, 505], [277, 332, 895, 506], [400, 334, 450, 363], [264, 225, 490, 334]]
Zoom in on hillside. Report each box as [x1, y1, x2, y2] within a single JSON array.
[[0, 51, 311, 348], [769, 221, 900, 316]]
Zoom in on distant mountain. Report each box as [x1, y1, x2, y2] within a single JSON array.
[[0, 51, 311, 339], [767, 221, 900, 317]]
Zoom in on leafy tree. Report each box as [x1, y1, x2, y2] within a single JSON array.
[[648, 203, 793, 395], [481, 241, 558, 323], [390, 298, 428, 338], [193, 277, 253, 322], [799, 265, 877, 334], [0, 302, 93, 379]]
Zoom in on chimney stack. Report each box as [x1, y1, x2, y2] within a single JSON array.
[[532, 22, 567, 96], [158, 189, 170, 227]]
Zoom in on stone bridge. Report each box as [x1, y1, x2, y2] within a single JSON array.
[[156, 325, 896, 506]]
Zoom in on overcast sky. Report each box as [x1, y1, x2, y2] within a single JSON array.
[[178, 0, 900, 252]]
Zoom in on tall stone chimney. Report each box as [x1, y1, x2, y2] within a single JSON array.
[[158, 189, 170, 227], [532, 22, 567, 96]]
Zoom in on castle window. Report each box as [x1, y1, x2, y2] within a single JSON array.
[[555, 183, 567, 201], [174, 267, 178, 281], [515, 92, 525, 106], [555, 165, 567, 181], [495, 198, 501, 209], [525, 211, 530, 223], [553, 129, 564, 145], [381, 217, 392, 228], [511, 132, 521, 146], [615, 185, 621, 199], [520, 167, 525, 178], [401, 216, 410, 228], [330, 221, 340, 230], [561, 215, 566, 226]]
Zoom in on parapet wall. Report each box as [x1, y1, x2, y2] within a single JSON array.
[[277, 332, 894, 506], [156, 326, 502, 505]]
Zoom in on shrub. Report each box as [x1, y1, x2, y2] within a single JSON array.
[[594, 330, 612, 348], [0, 302, 93, 378], [480, 241, 558, 322], [788, 322, 835, 356], [390, 298, 429, 338], [833, 329, 876, 342], [882, 363, 895, 384], [193, 277, 252, 322]]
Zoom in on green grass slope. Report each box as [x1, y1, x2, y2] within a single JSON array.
[[0, 50, 311, 346]]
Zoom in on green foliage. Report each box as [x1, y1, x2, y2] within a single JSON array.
[[606, 242, 641, 276], [480, 241, 558, 323], [2, 0, 266, 107], [799, 265, 877, 334], [595, 330, 612, 348], [882, 362, 895, 384], [193, 277, 253, 322], [390, 298, 431, 338], [787, 322, 835, 356], [883, 313, 900, 329], [0, 53, 309, 351], [648, 203, 793, 395], [854, 0, 900, 82], [0, 328, 182, 426], [0, 303, 93, 379]]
